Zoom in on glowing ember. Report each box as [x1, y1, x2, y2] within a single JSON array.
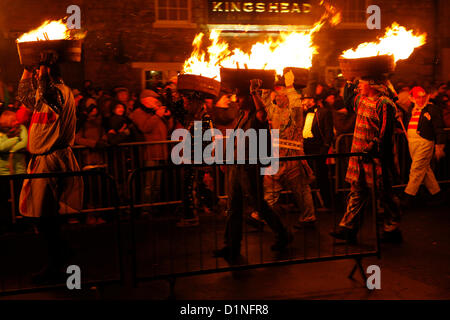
[[341, 23, 427, 63], [17, 20, 71, 43], [183, 1, 341, 80]]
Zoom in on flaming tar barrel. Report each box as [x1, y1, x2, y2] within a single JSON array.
[[220, 68, 276, 95], [338, 54, 395, 80], [177, 73, 221, 98], [17, 39, 83, 66]]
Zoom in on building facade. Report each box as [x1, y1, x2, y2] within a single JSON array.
[[0, 0, 448, 93]]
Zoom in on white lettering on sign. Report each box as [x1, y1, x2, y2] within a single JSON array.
[[211, 2, 312, 13]]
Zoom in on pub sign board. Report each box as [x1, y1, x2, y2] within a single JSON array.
[[207, 0, 323, 26]]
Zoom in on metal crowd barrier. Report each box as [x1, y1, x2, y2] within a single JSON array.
[[128, 153, 380, 297], [2, 129, 447, 297], [334, 130, 450, 193], [0, 170, 124, 296]]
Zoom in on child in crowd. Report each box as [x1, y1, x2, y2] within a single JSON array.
[[107, 102, 133, 145]]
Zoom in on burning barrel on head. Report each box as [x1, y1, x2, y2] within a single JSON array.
[[176, 73, 221, 115], [17, 39, 83, 66], [16, 19, 85, 67], [220, 68, 277, 96], [177, 73, 221, 99], [338, 54, 395, 81]]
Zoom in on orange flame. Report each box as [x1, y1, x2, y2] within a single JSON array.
[[183, 1, 341, 80], [341, 23, 427, 63], [17, 20, 70, 42]]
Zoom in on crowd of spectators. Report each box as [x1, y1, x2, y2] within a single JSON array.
[[0, 75, 449, 222], [2, 76, 450, 159]]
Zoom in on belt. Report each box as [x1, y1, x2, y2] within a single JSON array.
[[31, 145, 70, 157]]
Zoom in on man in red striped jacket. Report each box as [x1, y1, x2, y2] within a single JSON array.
[[330, 78, 402, 243], [402, 86, 446, 206]]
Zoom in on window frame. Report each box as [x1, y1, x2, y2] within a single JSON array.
[[334, 0, 369, 29], [153, 0, 197, 28], [132, 62, 183, 90]]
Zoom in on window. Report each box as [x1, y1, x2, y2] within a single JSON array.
[[132, 62, 183, 90], [332, 0, 368, 28], [145, 70, 163, 89], [155, 0, 195, 27]]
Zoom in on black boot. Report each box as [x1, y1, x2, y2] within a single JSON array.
[[329, 226, 357, 243], [293, 220, 316, 230], [213, 246, 240, 260], [380, 229, 403, 243], [427, 191, 445, 206], [399, 192, 414, 208], [32, 265, 66, 285], [271, 231, 293, 251]]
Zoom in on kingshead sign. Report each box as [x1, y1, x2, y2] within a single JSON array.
[[207, 0, 321, 25]]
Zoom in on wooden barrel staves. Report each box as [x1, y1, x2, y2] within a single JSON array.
[[338, 55, 395, 80], [177, 74, 221, 98], [17, 39, 83, 66], [220, 68, 276, 95]]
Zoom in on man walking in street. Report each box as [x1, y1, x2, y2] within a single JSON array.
[[213, 81, 292, 261], [18, 51, 83, 283], [401, 86, 446, 206], [330, 78, 402, 243]]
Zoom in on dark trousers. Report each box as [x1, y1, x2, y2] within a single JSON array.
[[183, 166, 196, 219], [304, 142, 332, 208], [340, 163, 401, 232], [28, 216, 68, 271], [183, 167, 219, 219], [225, 165, 288, 251]]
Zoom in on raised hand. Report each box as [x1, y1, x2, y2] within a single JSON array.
[[284, 70, 295, 87]]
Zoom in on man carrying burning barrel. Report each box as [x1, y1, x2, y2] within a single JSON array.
[[258, 70, 316, 229], [17, 51, 83, 282], [213, 79, 292, 261], [330, 77, 402, 243]]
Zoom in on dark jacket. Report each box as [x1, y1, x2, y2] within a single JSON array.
[[405, 103, 446, 145], [107, 114, 133, 145], [75, 114, 107, 165], [333, 108, 356, 136], [129, 107, 169, 161], [303, 105, 334, 153]]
